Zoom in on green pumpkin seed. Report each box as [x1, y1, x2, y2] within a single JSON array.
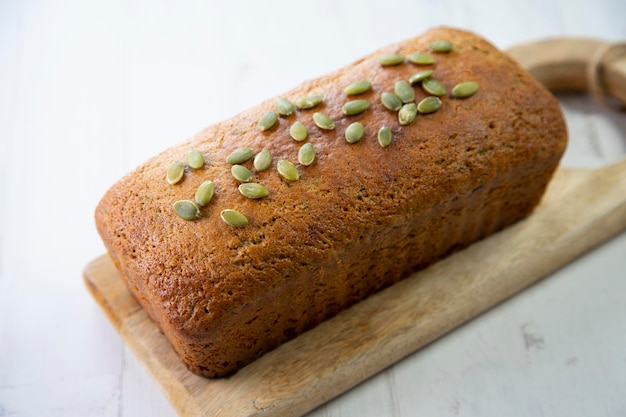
[[394, 80, 415, 103], [345, 122, 364, 144], [378, 53, 405, 66], [422, 78, 447, 96], [194, 180, 214, 206], [344, 80, 371, 95], [257, 111, 278, 131], [378, 126, 393, 147], [289, 121, 308, 141], [253, 149, 272, 171], [231, 164, 253, 182], [406, 53, 435, 65], [342, 99, 371, 116], [238, 183, 268, 199], [429, 40, 454, 53], [298, 143, 316, 166], [313, 112, 335, 130], [398, 103, 418, 125], [226, 148, 255, 164], [166, 160, 185, 185], [220, 209, 249, 227], [417, 96, 442, 114], [380, 92, 403, 111], [186, 150, 204, 169], [452, 81, 480, 98], [277, 159, 299, 181], [275, 97, 295, 116], [409, 69, 435, 85], [295, 93, 324, 109], [173, 200, 200, 220]]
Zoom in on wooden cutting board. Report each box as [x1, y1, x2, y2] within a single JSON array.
[[84, 38, 626, 417]]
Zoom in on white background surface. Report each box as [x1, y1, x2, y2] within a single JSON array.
[[1, 1, 625, 416]]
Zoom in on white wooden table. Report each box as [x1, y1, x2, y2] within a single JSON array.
[[1, 1, 625, 416]]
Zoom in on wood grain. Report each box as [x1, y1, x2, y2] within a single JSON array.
[[84, 156, 626, 417]]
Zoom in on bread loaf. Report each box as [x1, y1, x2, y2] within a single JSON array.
[[95, 27, 567, 377]]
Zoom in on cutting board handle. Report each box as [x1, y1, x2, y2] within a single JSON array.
[[507, 38, 626, 108]]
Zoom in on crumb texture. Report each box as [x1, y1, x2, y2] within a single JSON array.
[[95, 26, 567, 377]]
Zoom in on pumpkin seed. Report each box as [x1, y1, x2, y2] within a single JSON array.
[[295, 93, 324, 109], [253, 149, 272, 171], [345, 122, 364, 143], [298, 143, 316, 166], [186, 150, 204, 169], [275, 97, 295, 116], [394, 80, 415, 103], [166, 160, 185, 185], [452, 81, 480, 98], [378, 53, 405, 66], [238, 183, 268, 199], [289, 121, 308, 141], [378, 126, 393, 147], [380, 92, 403, 111], [313, 112, 335, 130], [422, 78, 447, 96], [406, 52, 435, 65], [173, 200, 200, 220], [257, 111, 278, 131], [409, 69, 435, 85], [342, 99, 371, 116], [429, 40, 454, 53], [277, 159, 299, 181], [344, 80, 371, 95], [417, 96, 442, 114], [194, 180, 214, 206], [231, 164, 253, 182], [398, 103, 418, 125], [220, 209, 248, 227], [226, 148, 254, 164]]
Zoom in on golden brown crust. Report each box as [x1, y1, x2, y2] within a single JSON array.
[[95, 26, 567, 376]]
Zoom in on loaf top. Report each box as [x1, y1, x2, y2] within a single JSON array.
[[95, 27, 567, 338]]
